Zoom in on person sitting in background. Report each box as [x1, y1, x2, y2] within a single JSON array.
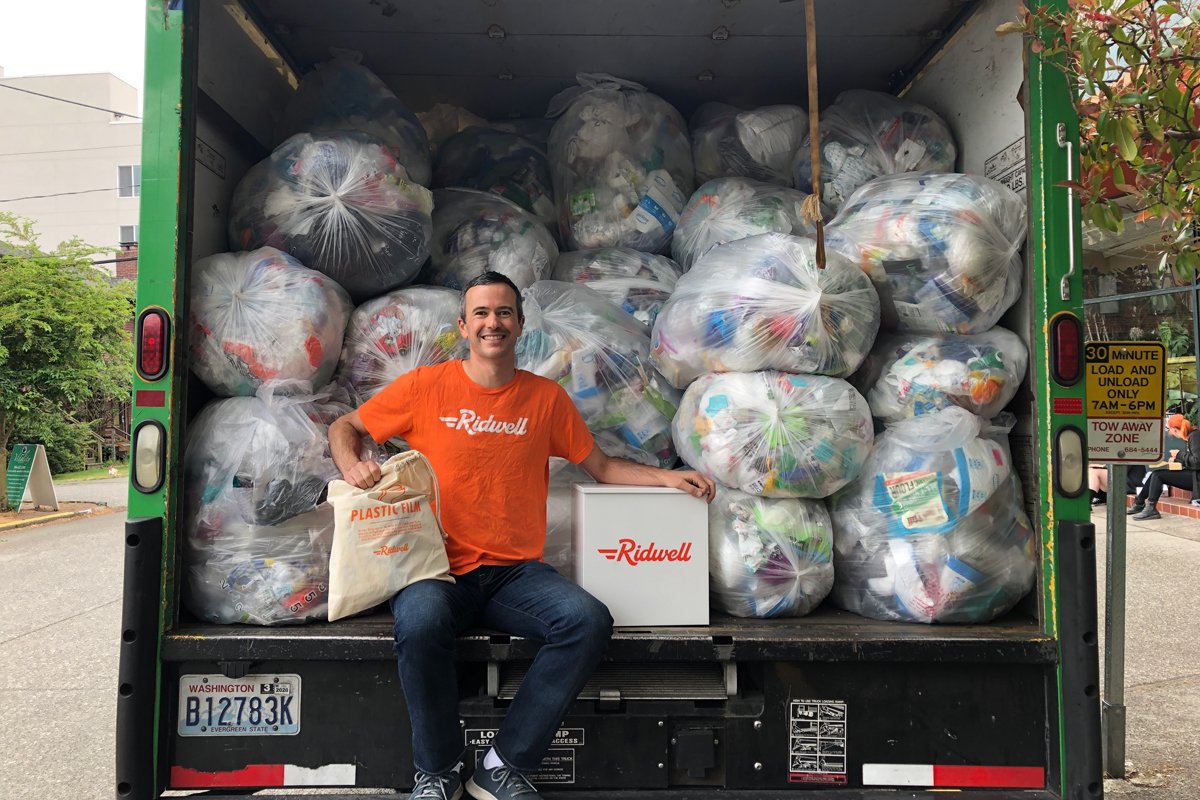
[[1088, 463, 1147, 507], [1128, 414, 1195, 521]]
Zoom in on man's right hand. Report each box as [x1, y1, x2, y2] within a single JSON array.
[[341, 459, 383, 489]]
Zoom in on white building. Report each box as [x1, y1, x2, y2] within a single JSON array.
[[0, 67, 141, 252]]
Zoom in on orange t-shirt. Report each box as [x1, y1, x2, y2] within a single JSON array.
[[358, 360, 595, 574]]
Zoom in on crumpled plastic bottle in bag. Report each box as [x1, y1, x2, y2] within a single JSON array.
[[547, 73, 694, 253], [709, 486, 834, 618], [651, 233, 880, 388], [517, 281, 681, 468], [827, 407, 1037, 624], [188, 247, 352, 396], [691, 103, 808, 187], [335, 285, 467, 404], [792, 89, 956, 217], [672, 178, 816, 271], [423, 188, 559, 290], [551, 247, 683, 329], [825, 172, 1027, 334], [277, 55, 432, 185], [855, 327, 1029, 421], [228, 131, 434, 302], [673, 371, 873, 498]]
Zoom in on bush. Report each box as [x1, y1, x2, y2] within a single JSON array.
[[10, 413, 95, 475]]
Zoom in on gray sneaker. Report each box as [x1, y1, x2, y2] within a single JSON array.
[[466, 763, 541, 800], [411, 770, 463, 800], [1131, 506, 1161, 521]]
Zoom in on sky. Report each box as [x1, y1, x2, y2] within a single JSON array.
[[0, 0, 145, 97]]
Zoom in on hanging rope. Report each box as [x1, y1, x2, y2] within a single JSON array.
[[800, 0, 826, 269]]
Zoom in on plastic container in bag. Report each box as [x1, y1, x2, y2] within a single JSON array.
[[651, 233, 880, 388], [858, 327, 1028, 421], [277, 56, 432, 186], [709, 486, 834, 618], [229, 131, 434, 302], [517, 280, 681, 468], [433, 126, 557, 233], [828, 407, 1037, 624], [826, 172, 1027, 334], [181, 383, 369, 625], [672, 177, 816, 270], [188, 247, 352, 397], [792, 89, 956, 216], [691, 103, 807, 187], [551, 247, 682, 329], [335, 285, 467, 404], [673, 371, 873, 498], [424, 188, 558, 290], [547, 73, 694, 253]]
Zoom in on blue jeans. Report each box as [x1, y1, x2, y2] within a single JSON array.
[[389, 561, 613, 775]]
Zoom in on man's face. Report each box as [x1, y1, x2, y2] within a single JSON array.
[[458, 283, 524, 361]]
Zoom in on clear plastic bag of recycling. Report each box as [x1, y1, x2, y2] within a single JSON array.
[[517, 281, 681, 468], [335, 285, 467, 404], [545, 459, 596, 578], [417, 103, 488, 156], [547, 73, 694, 253], [709, 487, 834, 618], [825, 172, 1026, 334], [188, 247, 352, 397], [433, 126, 557, 232], [691, 103, 807, 187], [673, 371, 873, 498], [827, 407, 1037, 624], [856, 327, 1028, 421], [229, 131, 434, 302], [672, 177, 816, 270], [551, 248, 683, 329], [651, 233, 880, 388], [792, 89, 956, 216], [277, 56, 432, 185], [424, 188, 559, 290]]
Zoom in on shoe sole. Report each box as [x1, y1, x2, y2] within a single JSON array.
[[464, 777, 498, 800]]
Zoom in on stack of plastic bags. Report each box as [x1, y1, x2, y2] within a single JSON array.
[[825, 172, 1026, 334], [182, 383, 371, 625], [433, 126, 557, 233], [228, 131, 434, 302], [691, 103, 808, 187], [335, 285, 467, 404], [651, 233, 880, 388], [277, 56, 432, 186], [828, 407, 1036, 624], [672, 178, 815, 270], [424, 188, 558, 290], [517, 281, 681, 468], [189, 248, 352, 397], [673, 371, 873, 498], [792, 90, 956, 217], [709, 487, 834, 618], [548, 74, 694, 252], [551, 248, 682, 329], [858, 327, 1028, 421]]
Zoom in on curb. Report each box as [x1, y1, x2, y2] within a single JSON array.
[[0, 508, 93, 532]]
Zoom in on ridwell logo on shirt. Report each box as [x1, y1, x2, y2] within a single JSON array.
[[440, 409, 530, 436]]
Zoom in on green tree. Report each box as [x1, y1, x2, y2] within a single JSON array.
[[0, 214, 134, 510]]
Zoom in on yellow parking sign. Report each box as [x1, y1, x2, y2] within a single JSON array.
[[1085, 341, 1167, 462]]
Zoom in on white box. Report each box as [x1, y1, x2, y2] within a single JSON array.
[[572, 485, 709, 627]]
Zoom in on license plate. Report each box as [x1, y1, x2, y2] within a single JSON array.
[[178, 674, 301, 736]]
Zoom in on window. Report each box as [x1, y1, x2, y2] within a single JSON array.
[[118, 165, 141, 198], [119, 225, 138, 244]]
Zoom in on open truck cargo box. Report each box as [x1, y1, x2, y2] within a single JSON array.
[[118, 1, 1100, 797]]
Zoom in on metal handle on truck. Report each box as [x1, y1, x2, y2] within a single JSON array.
[[1056, 122, 1076, 302]]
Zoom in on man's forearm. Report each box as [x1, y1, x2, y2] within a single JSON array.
[[591, 455, 672, 487], [329, 417, 366, 476]]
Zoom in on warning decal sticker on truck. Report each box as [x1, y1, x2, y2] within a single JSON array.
[[466, 728, 583, 784], [788, 699, 848, 784]]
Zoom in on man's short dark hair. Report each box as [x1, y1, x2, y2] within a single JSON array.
[[459, 271, 524, 322]]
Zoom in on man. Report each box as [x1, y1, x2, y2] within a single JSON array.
[[330, 271, 714, 800]]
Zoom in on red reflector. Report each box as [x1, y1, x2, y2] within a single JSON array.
[[136, 390, 166, 407], [1051, 314, 1082, 384], [137, 310, 169, 380], [1054, 397, 1083, 415], [931, 765, 1045, 789]]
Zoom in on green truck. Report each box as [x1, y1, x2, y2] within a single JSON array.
[[119, 0, 1100, 797]]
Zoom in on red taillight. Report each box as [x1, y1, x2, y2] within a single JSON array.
[[1050, 313, 1082, 385], [137, 309, 169, 381]]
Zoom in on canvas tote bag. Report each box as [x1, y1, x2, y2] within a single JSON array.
[[326, 451, 454, 621]]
